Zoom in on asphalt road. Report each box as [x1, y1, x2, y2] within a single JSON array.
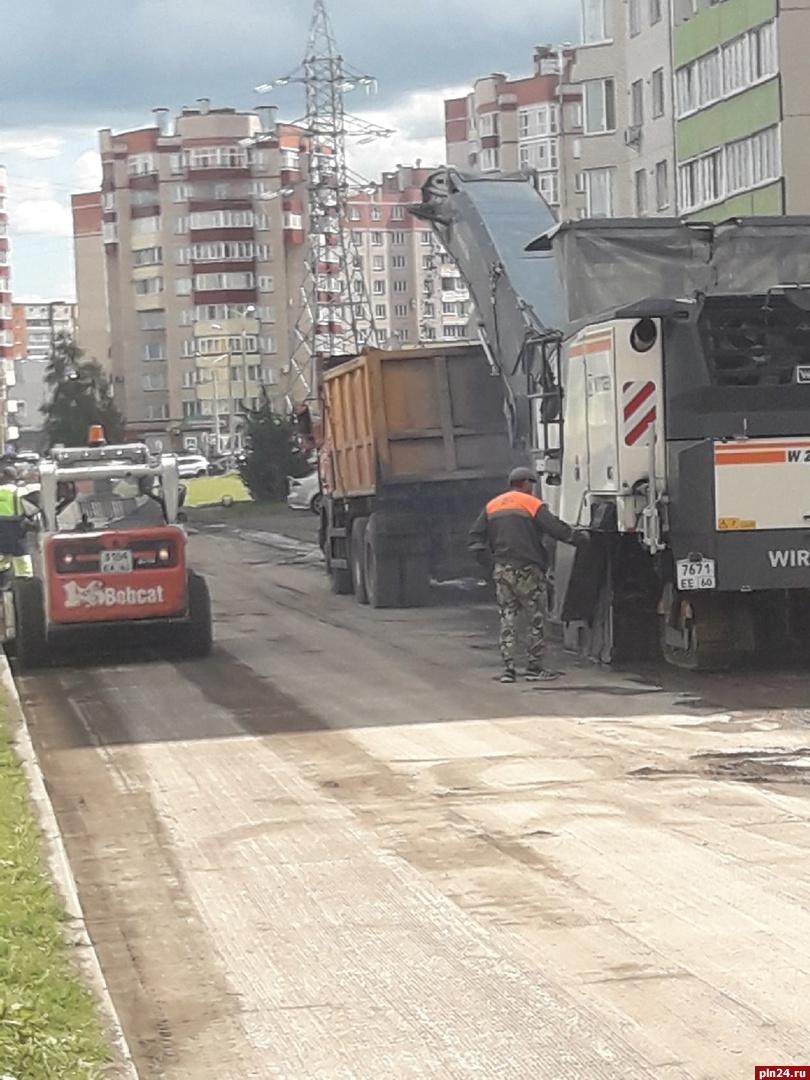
[[16, 521, 810, 1079]]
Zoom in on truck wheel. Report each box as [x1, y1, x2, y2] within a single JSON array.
[[351, 518, 369, 604], [364, 524, 400, 608], [183, 571, 212, 657], [400, 555, 431, 607], [13, 577, 47, 671]]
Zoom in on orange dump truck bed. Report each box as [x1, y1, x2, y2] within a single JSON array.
[[321, 344, 513, 498]]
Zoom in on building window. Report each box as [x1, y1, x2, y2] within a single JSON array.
[[145, 404, 170, 421], [141, 372, 167, 391], [726, 125, 781, 196], [423, 302, 434, 317], [538, 172, 560, 207], [371, 206, 381, 221], [392, 255, 406, 268], [373, 281, 386, 295], [134, 277, 164, 296], [182, 401, 203, 418], [584, 168, 614, 218], [480, 147, 500, 172], [630, 80, 644, 128], [421, 231, 432, 245], [649, 0, 661, 24], [374, 304, 387, 318], [137, 310, 166, 331], [519, 111, 530, 137], [127, 154, 156, 177], [175, 278, 192, 296], [391, 231, 406, 244], [371, 231, 383, 246], [194, 272, 255, 290], [629, 0, 641, 36], [393, 280, 407, 293], [349, 206, 361, 221], [582, 0, 607, 42], [141, 342, 167, 362], [655, 160, 669, 210], [372, 255, 385, 271], [583, 79, 616, 135], [652, 69, 665, 118], [677, 22, 778, 119], [394, 304, 409, 317], [390, 205, 405, 220], [634, 170, 647, 216]]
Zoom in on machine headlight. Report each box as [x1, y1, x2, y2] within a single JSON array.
[[157, 547, 171, 562]]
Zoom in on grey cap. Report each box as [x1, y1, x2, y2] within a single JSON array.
[[508, 466, 537, 484]]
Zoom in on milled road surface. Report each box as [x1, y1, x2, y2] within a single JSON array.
[[17, 518, 810, 1079]]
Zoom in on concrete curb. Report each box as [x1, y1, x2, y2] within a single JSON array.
[[0, 657, 139, 1079]]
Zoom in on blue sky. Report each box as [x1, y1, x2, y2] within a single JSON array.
[[1, 0, 580, 299]]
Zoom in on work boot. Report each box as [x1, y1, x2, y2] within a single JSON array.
[[525, 667, 561, 682]]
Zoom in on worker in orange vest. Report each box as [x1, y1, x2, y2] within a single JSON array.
[[469, 466, 588, 683]]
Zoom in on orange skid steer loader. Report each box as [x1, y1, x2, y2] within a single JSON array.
[[2, 428, 212, 669]]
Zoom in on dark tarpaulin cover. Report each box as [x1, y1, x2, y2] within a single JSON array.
[[530, 217, 810, 325]]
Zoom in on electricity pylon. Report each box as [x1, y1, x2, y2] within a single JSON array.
[[256, 0, 393, 401]]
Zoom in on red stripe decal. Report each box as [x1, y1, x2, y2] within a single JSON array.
[[625, 406, 657, 446], [623, 381, 655, 421]]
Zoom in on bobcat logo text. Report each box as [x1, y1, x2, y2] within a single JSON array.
[[63, 579, 165, 609]]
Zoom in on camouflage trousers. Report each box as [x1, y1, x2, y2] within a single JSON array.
[[492, 562, 548, 670]]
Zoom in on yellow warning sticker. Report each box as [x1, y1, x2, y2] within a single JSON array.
[[717, 517, 757, 531]]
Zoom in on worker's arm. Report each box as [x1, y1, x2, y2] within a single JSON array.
[[534, 503, 588, 546], [468, 509, 490, 552]]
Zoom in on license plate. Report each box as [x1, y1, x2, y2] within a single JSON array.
[[676, 558, 716, 591], [100, 550, 133, 574]]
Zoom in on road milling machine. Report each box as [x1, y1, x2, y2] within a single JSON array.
[[414, 169, 810, 669]]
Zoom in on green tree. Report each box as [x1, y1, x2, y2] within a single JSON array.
[[40, 333, 125, 447], [237, 394, 310, 500]]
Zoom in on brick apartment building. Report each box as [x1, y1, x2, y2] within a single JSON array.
[[72, 102, 309, 453]]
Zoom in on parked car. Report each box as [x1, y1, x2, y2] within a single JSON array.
[[176, 454, 210, 479], [287, 472, 321, 513]]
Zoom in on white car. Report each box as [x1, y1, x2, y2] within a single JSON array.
[[176, 454, 210, 479], [287, 472, 321, 513]]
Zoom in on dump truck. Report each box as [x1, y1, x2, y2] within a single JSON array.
[[414, 168, 810, 669], [319, 344, 516, 607]]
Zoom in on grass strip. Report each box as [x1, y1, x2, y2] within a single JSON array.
[[183, 471, 251, 507], [0, 707, 111, 1079]]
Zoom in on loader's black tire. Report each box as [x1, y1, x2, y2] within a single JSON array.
[[364, 524, 400, 609], [400, 555, 431, 607], [13, 577, 47, 671], [183, 571, 212, 658], [351, 518, 369, 605]]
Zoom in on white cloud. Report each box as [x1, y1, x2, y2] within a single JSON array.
[[0, 133, 65, 159], [12, 199, 73, 237], [347, 84, 470, 180], [73, 149, 102, 192]]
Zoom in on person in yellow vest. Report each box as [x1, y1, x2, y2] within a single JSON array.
[[0, 465, 34, 580]]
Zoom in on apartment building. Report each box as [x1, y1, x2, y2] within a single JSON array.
[[0, 166, 13, 448], [566, 0, 676, 218], [10, 301, 76, 444], [347, 165, 473, 347], [673, 0, 810, 218], [444, 47, 579, 215], [73, 102, 309, 452], [71, 192, 111, 373]]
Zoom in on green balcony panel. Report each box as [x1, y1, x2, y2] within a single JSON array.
[[687, 181, 783, 221], [676, 79, 780, 161], [674, 0, 777, 67]]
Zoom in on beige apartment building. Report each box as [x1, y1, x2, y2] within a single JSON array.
[[347, 165, 472, 347], [444, 47, 581, 216], [10, 301, 77, 445], [73, 103, 309, 453], [567, 0, 676, 218]]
